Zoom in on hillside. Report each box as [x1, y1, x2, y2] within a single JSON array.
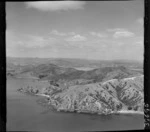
[[8, 57, 144, 115], [7, 61, 142, 83], [18, 75, 144, 115]]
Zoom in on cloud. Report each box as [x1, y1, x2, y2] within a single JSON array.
[[7, 32, 59, 49], [137, 18, 144, 25], [107, 28, 135, 38], [90, 32, 107, 38], [65, 34, 87, 42], [135, 41, 143, 45], [6, 30, 19, 48], [132, 36, 144, 46], [107, 28, 127, 32], [50, 30, 76, 36], [113, 31, 134, 38], [69, 32, 76, 35], [25, 1, 86, 11], [23, 35, 58, 48], [106, 28, 135, 38], [24, 36, 47, 48], [51, 30, 67, 36]]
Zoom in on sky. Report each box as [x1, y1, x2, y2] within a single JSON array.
[[6, 1, 144, 61]]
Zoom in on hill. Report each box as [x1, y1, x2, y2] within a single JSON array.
[[18, 75, 144, 115], [7, 57, 143, 69]]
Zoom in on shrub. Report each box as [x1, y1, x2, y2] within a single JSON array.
[[128, 106, 132, 110], [39, 75, 45, 79], [116, 104, 122, 111], [133, 106, 138, 111]]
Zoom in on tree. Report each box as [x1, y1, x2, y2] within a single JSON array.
[[49, 80, 59, 87], [133, 106, 138, 111], [39, 75, 45, 79], [116, 104, 122, 111], [128, 106, 132, 110], [74, 100, 78, 110]]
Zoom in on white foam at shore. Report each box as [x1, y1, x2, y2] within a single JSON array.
[[36, 94, 50, 98], [116, 110, 144, 115]]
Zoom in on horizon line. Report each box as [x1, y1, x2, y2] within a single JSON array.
[[6, 56, 143, 62]]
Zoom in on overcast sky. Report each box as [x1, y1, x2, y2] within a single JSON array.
[[6, 1, 144, 61]]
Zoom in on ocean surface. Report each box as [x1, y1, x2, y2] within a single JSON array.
[[7, 77, 144, 132]]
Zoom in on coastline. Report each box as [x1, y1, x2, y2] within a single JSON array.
[[35, 93, 144, 115], [36, 93, 50, 98], [7, 77, 144, 131], [116, 110, 144, 115]]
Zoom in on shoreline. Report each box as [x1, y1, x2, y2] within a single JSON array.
[[35, 93, 144, 115], [116, 110, 144, 115], [36, 94, 50, 98]]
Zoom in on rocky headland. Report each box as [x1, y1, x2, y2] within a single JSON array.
[[18, 75, 144, 115]]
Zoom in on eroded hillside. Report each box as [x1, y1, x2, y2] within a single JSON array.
[[18, 75, 144, 115]]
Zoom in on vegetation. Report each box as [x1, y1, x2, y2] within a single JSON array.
[[9, 57, 143, 115]]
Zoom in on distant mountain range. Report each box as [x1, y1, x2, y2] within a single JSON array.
[[7, 57, 143, 78], [7, 61, 142, 83], [7, 57, 143, 69]]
